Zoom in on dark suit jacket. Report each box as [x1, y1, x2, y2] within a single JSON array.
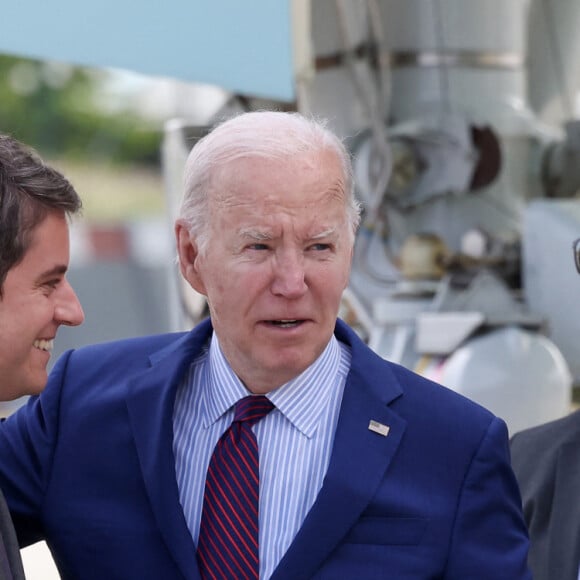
[[0, 488, 25, 580], [0, 319, 530, 579], [511, 409, 580, 580]]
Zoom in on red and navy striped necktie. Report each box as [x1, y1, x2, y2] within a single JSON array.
[[197, 395, 274, 580]]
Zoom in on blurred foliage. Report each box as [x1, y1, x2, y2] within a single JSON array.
[[0, 55, 161, 167], [54, 158, 165, 221]]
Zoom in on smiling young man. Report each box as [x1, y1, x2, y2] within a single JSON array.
[[0, 112, 530, 579], [0, 133, 83, 578]]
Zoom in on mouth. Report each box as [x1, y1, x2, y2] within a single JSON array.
[[266, 319, 306, 328], [33, 339, 54, 352]]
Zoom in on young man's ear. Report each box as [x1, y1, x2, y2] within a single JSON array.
[[175, 220, 206, 294]]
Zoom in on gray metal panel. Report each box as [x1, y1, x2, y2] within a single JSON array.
[[51, 261, 174, 363], [523, 199, 580, 384]]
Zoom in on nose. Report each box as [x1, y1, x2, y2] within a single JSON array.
[[271, 250, 308, 298], [54, 280, 85, 326]]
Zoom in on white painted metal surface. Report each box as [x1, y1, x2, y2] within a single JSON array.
[[426, 326, 572, 435]]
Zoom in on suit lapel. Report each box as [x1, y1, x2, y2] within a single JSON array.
[[125, 321, 212, 580], [548, 440, 580, 580], [271, 322, 406, 580]]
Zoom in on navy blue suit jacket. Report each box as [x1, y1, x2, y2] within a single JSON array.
[[0, 319, 530, 579]]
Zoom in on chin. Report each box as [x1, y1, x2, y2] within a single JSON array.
[[270, 356, 315, 378], [22, 378, 48, 398]]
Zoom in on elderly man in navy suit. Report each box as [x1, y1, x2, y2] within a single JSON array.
[[0, 112, 530, 579], [0, 134, 84, 579]]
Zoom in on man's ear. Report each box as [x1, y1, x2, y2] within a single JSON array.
[[175, 220, 207, 294]]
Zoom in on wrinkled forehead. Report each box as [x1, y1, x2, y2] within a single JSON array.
[[209, 149, 347, 205]]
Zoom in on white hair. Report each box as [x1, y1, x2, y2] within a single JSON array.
[[178, 110, 360, 255]]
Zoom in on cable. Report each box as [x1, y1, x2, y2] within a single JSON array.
[[432, 0, 451, 113], [541, 0, 574, 118], [334, 0, 392, 220]]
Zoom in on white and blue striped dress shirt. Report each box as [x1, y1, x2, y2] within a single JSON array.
[[173, 332, 351, 580]]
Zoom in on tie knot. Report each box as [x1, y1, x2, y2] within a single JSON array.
[[233, 395, 274, 426]]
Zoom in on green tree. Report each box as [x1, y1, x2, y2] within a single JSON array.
[[0, 54, 161, 167]]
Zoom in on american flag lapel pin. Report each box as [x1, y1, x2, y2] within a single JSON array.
[[368, 420, 390, 437]]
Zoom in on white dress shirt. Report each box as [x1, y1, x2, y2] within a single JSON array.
[[173, 332, 351, 579]]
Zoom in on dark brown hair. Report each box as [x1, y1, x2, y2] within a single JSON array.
[[0, 134, 81, 294]]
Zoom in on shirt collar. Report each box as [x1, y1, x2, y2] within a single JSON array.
[[201, 337, 249, 428]]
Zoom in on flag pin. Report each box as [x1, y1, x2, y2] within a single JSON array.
[[368, 420, 390, 437]]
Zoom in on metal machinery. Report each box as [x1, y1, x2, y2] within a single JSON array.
[[2, 3, 575, 574], [163, 0, 580, 434], [3, 0, 576, 434]]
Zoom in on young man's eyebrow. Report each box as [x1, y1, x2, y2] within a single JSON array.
[[36, 264, 68, 281]]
